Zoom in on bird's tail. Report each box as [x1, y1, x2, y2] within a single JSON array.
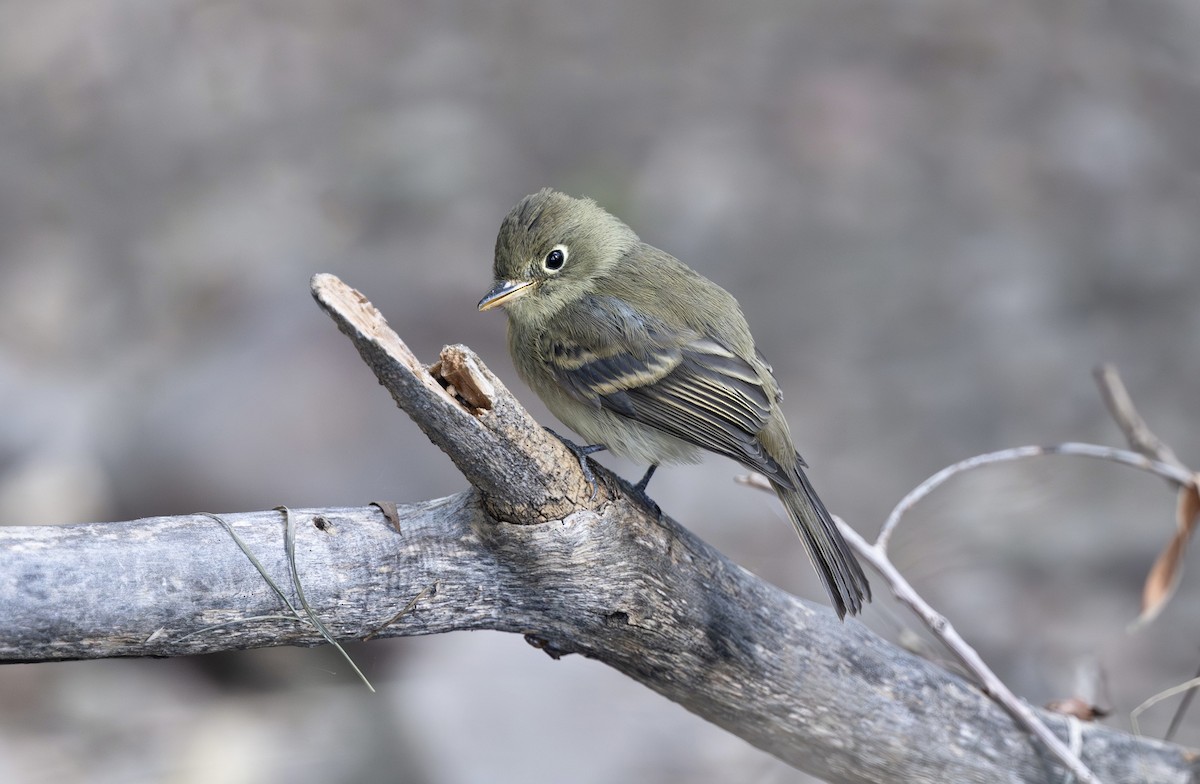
[[772, 470, 870, 618]]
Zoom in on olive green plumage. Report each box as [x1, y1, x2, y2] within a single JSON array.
[[478, 188, 870, 618]]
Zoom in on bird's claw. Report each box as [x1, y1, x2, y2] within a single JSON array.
[[544, 428, 607, 501], [577, 455, 600, 501], [631, 464, 662, 519]]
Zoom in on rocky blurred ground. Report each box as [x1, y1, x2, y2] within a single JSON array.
[[1, 1, 1198, 782]]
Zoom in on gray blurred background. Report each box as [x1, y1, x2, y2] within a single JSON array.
[[2, 0, 1199, 782]]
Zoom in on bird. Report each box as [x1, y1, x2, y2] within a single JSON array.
[[477, 188, 870, 618]]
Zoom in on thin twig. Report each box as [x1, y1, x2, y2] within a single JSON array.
[[1132, 677, 1200, 738], [1165, 654, 1200, 742], [863, 439, 1200, 775], [838, 523, 1098, 784], [876, 443, 1193, 553], [1094, 364, 1184, 471], [737, 469, 1100, 782]]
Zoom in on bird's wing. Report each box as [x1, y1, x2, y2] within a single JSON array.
[[541, 296, 795, 487]]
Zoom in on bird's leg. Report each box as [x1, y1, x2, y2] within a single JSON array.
[[634, 464, 657, 494], [544, 427, 607, 500], [630, 464, 661, 518]]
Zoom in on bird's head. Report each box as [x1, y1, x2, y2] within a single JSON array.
[[478, 189, 638, 324]]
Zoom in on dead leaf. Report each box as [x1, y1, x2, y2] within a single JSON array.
[[1044, 697, 1109, 721], [1137, 478, 1200, 625], [371, 501, 402, 533]]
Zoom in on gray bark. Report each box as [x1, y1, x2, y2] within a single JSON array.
[[0, 274, 1193, 784]]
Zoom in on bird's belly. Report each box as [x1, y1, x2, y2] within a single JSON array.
[[543, 393, 702, 466]]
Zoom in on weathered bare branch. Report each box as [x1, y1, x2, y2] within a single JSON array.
[[0, 275, 1194, 784]]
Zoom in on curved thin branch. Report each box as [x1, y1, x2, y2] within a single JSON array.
[[877, 443, 1194, 553]]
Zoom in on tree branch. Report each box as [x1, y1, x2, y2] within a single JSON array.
[[0, 274, 1194, 784]]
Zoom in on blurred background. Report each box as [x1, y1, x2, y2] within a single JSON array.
[[2, 0, 1199, 781]]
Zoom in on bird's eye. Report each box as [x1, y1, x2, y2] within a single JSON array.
[[543, 245, 568, 272]]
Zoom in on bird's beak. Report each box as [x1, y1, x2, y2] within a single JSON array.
[[478, 279, 534, 311]]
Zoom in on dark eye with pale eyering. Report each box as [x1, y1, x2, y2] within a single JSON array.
[[543, 244, 568, 272]]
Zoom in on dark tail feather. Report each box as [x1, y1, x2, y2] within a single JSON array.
[[772, 470, 870, 618]]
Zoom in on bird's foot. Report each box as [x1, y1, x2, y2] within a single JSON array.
[[544, 427, 607, 501], [630, 464, 661, 519]]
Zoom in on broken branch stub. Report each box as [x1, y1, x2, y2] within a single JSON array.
[[310, 273, 601, 522]]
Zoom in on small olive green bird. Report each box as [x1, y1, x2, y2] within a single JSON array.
[[478, 188, 870, 618]]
